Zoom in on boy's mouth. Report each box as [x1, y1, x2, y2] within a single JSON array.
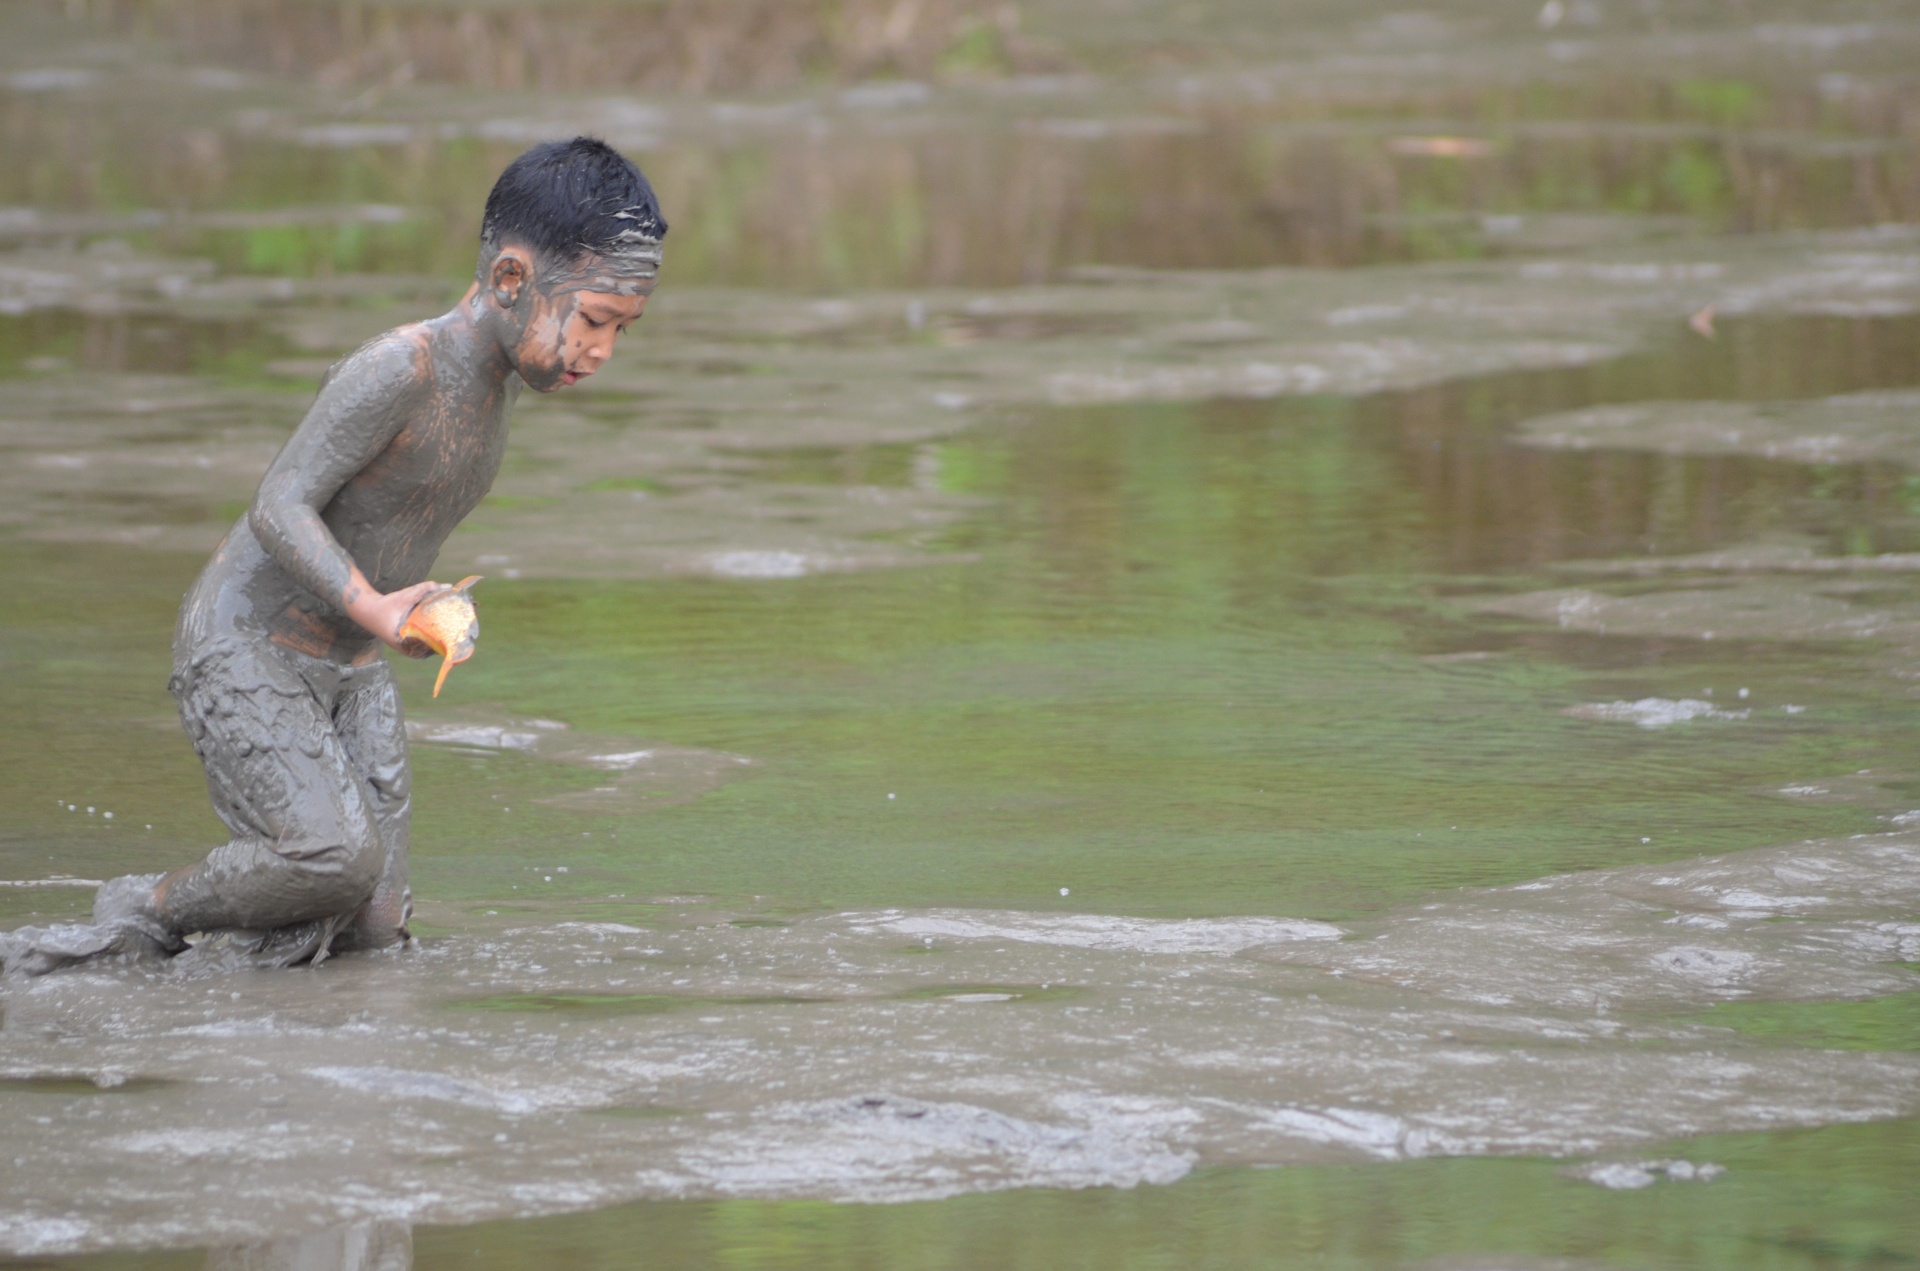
[[561, 369, 587, 386]]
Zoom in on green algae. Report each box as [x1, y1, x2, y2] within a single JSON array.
[[1687, 992, 1920, 1052]]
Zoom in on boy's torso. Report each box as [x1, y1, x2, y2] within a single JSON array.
[[182, 322, 520, 664]]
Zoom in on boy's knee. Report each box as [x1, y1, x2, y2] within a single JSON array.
[[339, 830, 387, 897], [280, 823, 385, 908]]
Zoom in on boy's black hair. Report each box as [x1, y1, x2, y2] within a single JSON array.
[[478, 137, 666, 267]]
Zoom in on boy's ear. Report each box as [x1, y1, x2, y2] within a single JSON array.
[[488, 247, 534, 308]]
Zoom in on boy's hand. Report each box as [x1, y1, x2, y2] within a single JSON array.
[[344, 574, 443, 658]]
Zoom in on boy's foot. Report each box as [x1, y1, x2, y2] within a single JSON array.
[[92, 872, 166, 924], [179, 911, 356, 972], [0, 915, 184, 976], [92, 872, 188, 961], [0, 872, 189, 976]]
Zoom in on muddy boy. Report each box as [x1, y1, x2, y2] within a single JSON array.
[[1, 138, 664, 974]]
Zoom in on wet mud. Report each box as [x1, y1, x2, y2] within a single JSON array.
[[1519, 390, 1920, 468], [0, 832, 1915, 1254], [7, 241, 1920, 580]]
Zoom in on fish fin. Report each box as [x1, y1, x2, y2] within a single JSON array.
[[399, 621, 445, 657], [432, 656, 453, 697], [453, 575, 484, 591]]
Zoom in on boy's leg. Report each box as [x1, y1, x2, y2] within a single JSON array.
[[333, 658, 413, 948], [151, 638, 386, 935]]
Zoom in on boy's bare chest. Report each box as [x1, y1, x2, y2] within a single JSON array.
[[345, 393, 509, 513]]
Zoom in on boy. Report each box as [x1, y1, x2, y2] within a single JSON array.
[[2, 138, 664, 974]]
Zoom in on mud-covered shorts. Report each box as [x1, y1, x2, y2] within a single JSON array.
[[165, 633, 411, 940]]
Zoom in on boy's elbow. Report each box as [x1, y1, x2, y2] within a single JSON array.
[[246, 500, 279, 548], [247, 496, 304, 556]]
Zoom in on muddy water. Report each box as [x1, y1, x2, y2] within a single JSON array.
[[6, 0, 1920, 1266]]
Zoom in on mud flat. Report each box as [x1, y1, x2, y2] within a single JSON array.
[[1517, 390, 1920, 470], [5, 224, 1920, 580], [2, 831, 1916, 1254]]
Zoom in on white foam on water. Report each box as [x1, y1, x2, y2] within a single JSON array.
[[663, 1095, 1196, 1202], [306, 1067, 544, 1116], [1253, 1106, 1429, 1159], [1712, 888, 1825, 912], [405, 723, 553, 751], [1581, 1162, 1659, 1190], [1564, 698, 1750, 728], [585, 750, 656, 770], [4, 833, 1919, 1254], [0, 1218, 93, 1257], [708, 550, 810, 578], [1649, 946, 1760, 987], [853, 910, 1344, 953], [110, 1127, 308, 1162], [1566, 1159, 1728, 1190]]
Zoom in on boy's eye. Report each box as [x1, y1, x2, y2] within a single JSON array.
[[583, 317, 606, 329]]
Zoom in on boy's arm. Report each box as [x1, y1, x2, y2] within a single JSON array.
[[249, 336, 437, 647]]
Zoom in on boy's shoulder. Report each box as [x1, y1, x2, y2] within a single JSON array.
[[316, 322, 437, 397]]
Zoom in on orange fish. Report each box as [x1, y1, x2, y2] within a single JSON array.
[[399, 575, 483, 697]]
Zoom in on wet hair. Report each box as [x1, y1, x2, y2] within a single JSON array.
[[477, 137, 666, 270]]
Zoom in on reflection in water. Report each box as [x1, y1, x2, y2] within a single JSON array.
[[206, 1224, 410, 1271], [3, 108, 1913, 287], [405, 1118, 1920, 1270], [4, 2, 1919, 286], [0, 312, 290, 380], [1101, 313, 1920, 576], [62, 0, 1046, 95]]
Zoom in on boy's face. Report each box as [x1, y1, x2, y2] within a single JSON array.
[[499, 250, 650, 392]]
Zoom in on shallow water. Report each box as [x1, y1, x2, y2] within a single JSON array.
[[5, 1, 1920, 288], [5, 0, 1920, 1265]]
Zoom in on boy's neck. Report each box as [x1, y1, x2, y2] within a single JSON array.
[[443, 281, 519, 386]]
